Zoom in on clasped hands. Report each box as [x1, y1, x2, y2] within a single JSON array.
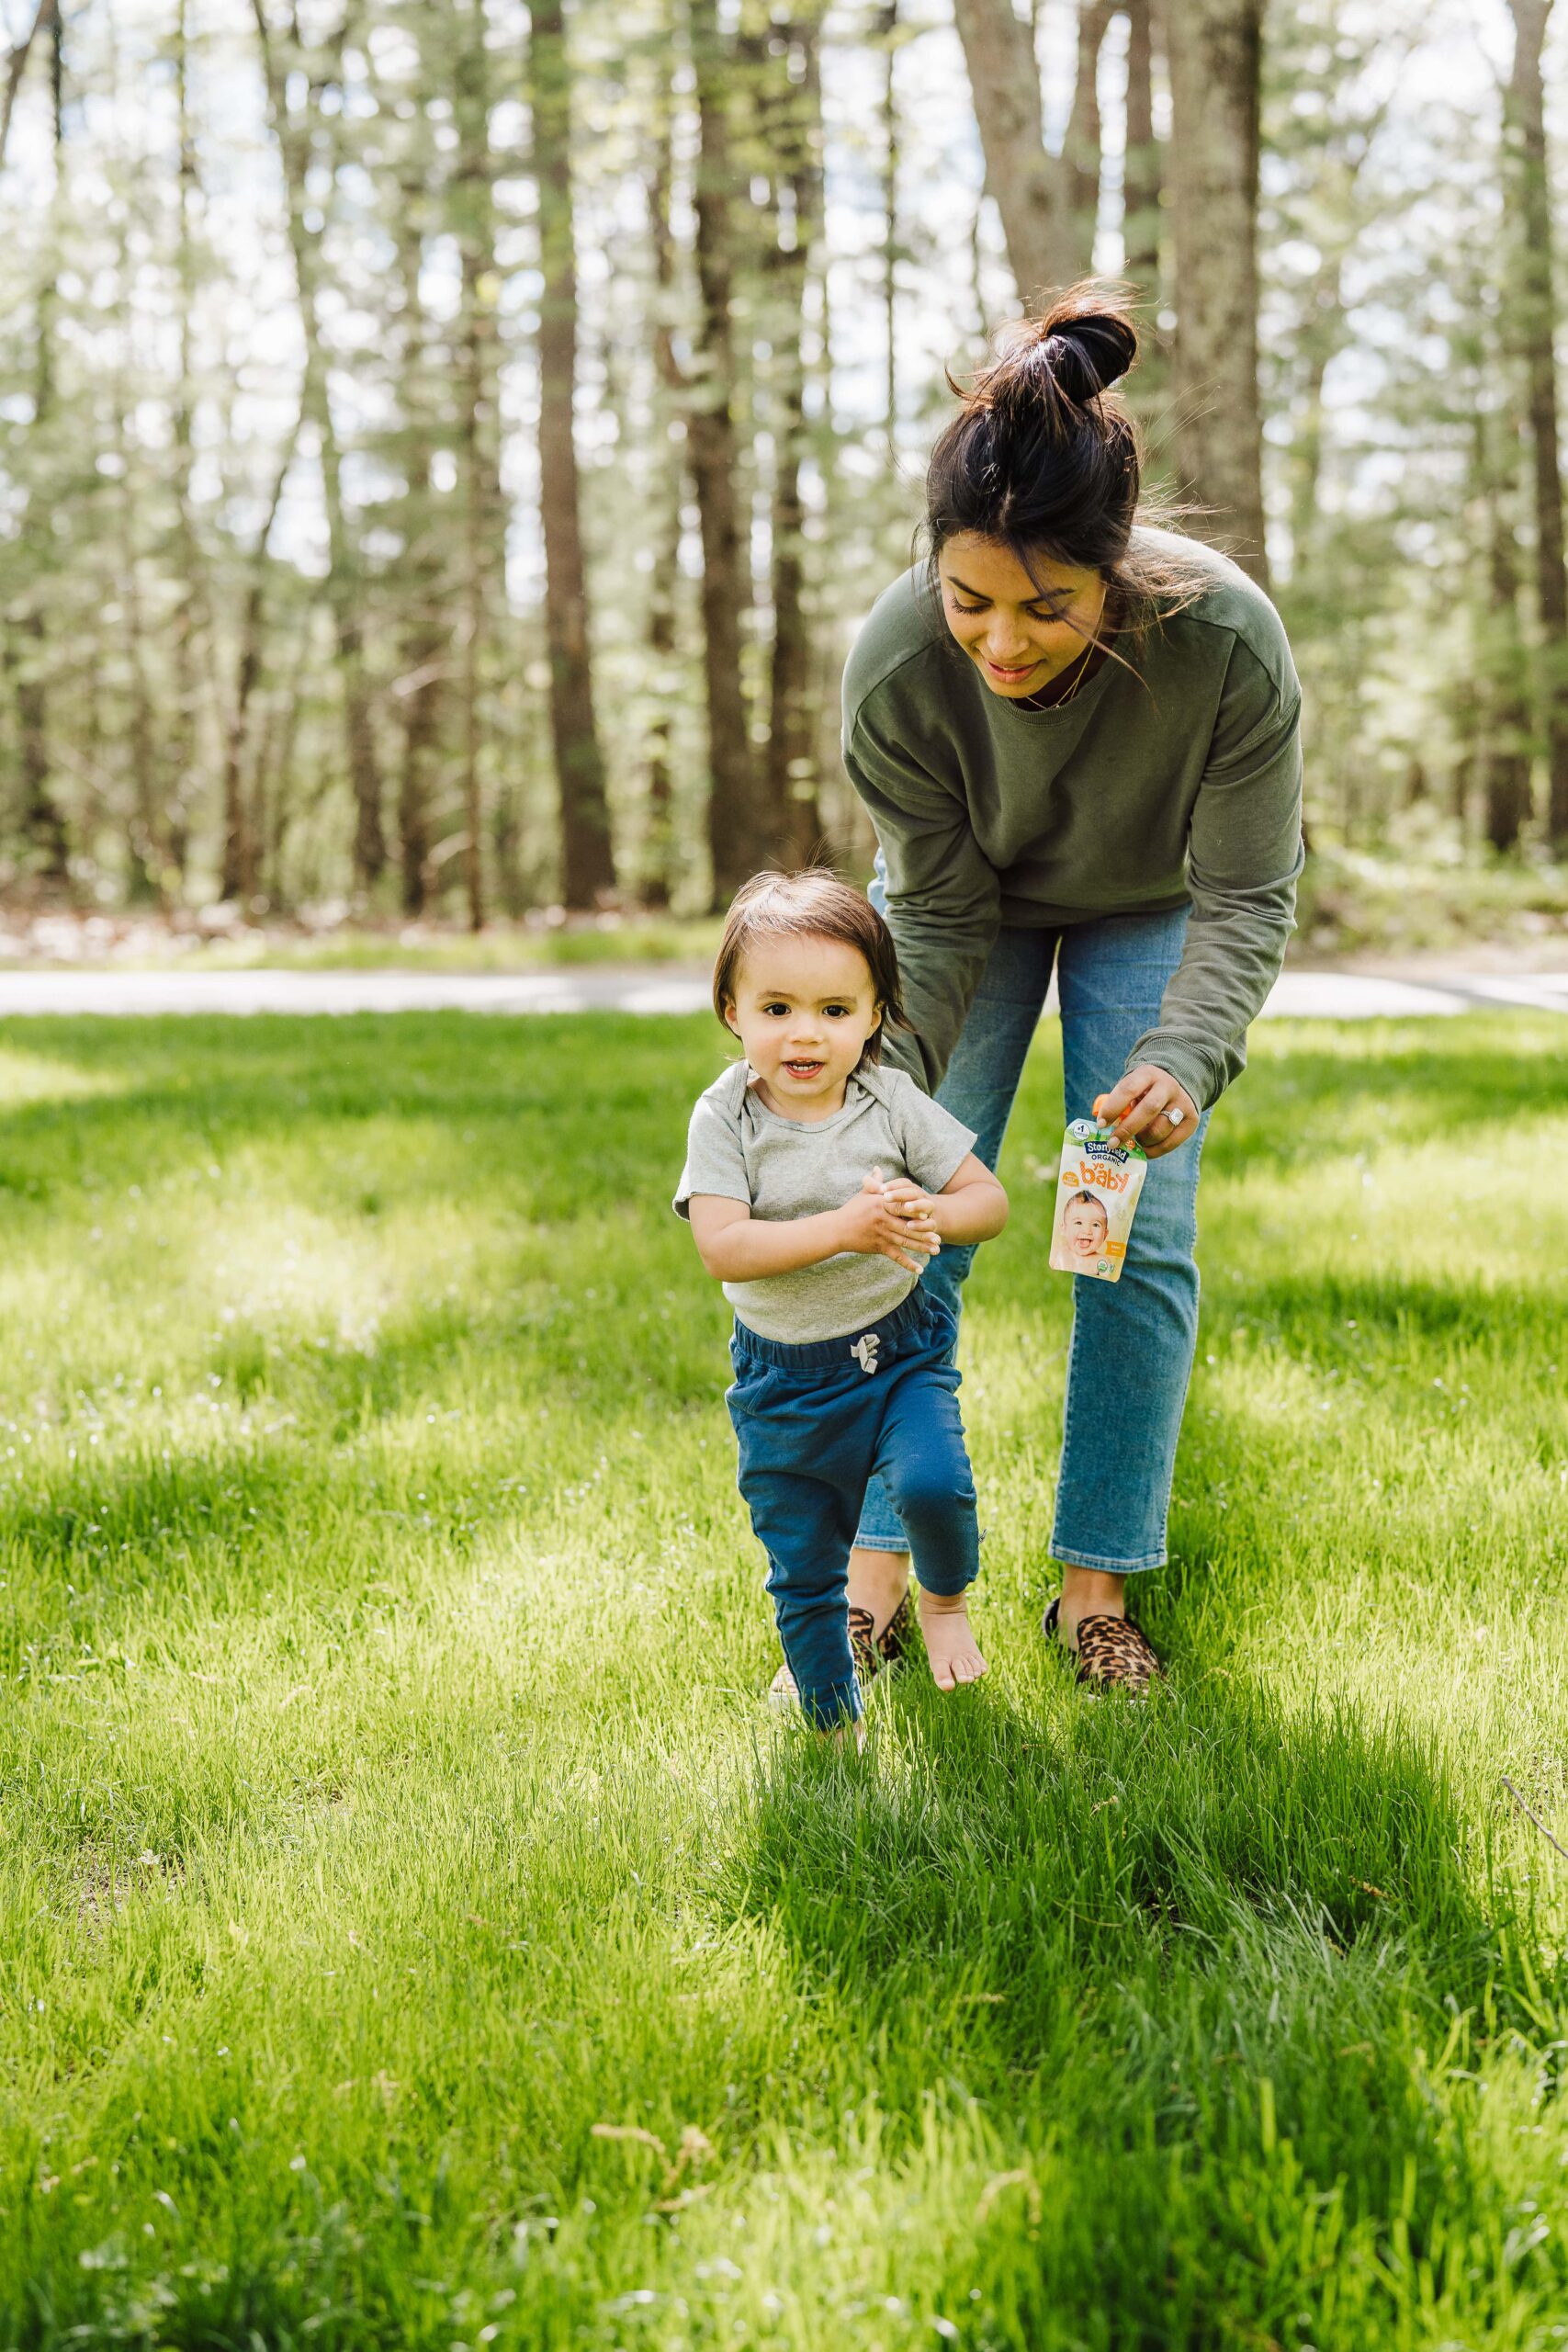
[[835, 1167, 943, 1276]]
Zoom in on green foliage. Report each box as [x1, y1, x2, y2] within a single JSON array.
[[2, 0, 1561, 912], [0, 1008, 1565, 2345], [1296, 835, 1568, 956]]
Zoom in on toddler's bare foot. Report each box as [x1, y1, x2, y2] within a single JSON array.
[[918, 1589, 987, 1690]]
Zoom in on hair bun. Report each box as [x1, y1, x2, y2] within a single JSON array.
[[964, 280, 1139, 424], [1033, 289, 1138, 403]]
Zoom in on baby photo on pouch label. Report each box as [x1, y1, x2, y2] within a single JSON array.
[[1048, 1118, 1148, 1283]]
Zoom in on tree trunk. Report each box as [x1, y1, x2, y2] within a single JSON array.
[[392, 194, 440, 921], [250, 2, 386, 894], [254, 626, 310, 904], [528, 0, 616, 909], [949, 0, 1060, 309], [642, 62, 682, 910], [1505, 0, 1568, 846], [14, 0, 67, 881], [1122, 0, 1160, 295], [879, 0, 898, 435], [0, 0, 57, 171], [1121, 0, 1168, 427], [17, 609, 62, 876], [158, 0, 212, 907], [396, 650, 439, 917], [1478, 411, 1533, 854], [452, 0, 493, 930], [688, 0, 763, 901], [642, 489, 681, 910], [1062, 0, 1113, 278], [1165, 0, 1269, 585], [111, 335, 163, 906], [762, 10, 825, 869], [220, 425, 298, 910]]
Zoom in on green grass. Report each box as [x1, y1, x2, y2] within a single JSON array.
[[1, 1008, 1565, 2351]]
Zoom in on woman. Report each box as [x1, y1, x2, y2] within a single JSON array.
[[840, 281, 1303, 1697]]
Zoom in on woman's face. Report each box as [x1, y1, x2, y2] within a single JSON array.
[[1065, 1196, 1109, 1258], [937, 533, 1107, 698]]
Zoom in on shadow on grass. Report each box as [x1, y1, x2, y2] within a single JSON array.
[[0, 1010, 1562, 1213], [708, 1664, 1563, 2346], [0, 1009, 724, 1160], [1208, 1265, 1564, 1363], [7, 2205, 592, 2352], [716, 1666, 1508, 2036]]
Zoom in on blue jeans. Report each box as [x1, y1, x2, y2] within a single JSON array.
[[729, 1291, 978, 1727], [855, 907, 1209, 1574]]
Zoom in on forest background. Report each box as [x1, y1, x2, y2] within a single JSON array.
[[0, 0, 1565, 957]]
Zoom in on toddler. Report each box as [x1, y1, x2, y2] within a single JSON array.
[[674, 871, 1008, 1733]]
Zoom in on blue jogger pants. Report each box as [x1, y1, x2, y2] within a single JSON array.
[[728, 1289, 978, 1728]]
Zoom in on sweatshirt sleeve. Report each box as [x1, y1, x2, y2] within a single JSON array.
[[1126, 638, 1304, 1111], [843, 706, 1001, 1095]]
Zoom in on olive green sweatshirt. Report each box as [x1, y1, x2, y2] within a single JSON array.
[[841, 531, 1304, 1113]]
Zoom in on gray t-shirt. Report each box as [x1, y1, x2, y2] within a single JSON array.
[[674, 1058, 977, 1343]]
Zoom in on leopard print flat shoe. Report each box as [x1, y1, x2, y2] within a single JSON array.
[[848, 1603, 881, 1683], [873, 1590, 915, 1668], [1042, 1597, 1164, 1696]]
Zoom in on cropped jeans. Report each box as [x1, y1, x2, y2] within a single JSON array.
[[855, 901, 1211, 1575]]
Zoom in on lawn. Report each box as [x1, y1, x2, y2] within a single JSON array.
[[1, 1008, 1565, 2352]]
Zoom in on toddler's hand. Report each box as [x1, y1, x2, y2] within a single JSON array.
[[874, 1172, 942, 1238], [838, 1168, 942, 1273]]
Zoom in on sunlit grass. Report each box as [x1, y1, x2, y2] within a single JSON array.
[[1, 1010, 1566, 2349]]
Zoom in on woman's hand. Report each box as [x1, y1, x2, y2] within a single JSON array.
[[1094, 1066, 1200, 1159]]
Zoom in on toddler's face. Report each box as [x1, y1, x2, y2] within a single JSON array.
[[1064, 1197, 1109, 1258], [725, 934, 882, 1115]]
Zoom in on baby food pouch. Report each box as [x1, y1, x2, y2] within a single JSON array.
[[1048, 1113, 1148, 1282]]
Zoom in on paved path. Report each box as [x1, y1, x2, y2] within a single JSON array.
[[0, 965, 1562, 1020]]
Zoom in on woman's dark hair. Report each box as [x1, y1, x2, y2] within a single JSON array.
[[924, 279, 1211, 625], [713, 870, 908, 1067]]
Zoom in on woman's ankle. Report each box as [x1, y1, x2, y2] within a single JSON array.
[[848, 1545, 911, 1633], [1057, 1564, 1127, 1644]]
